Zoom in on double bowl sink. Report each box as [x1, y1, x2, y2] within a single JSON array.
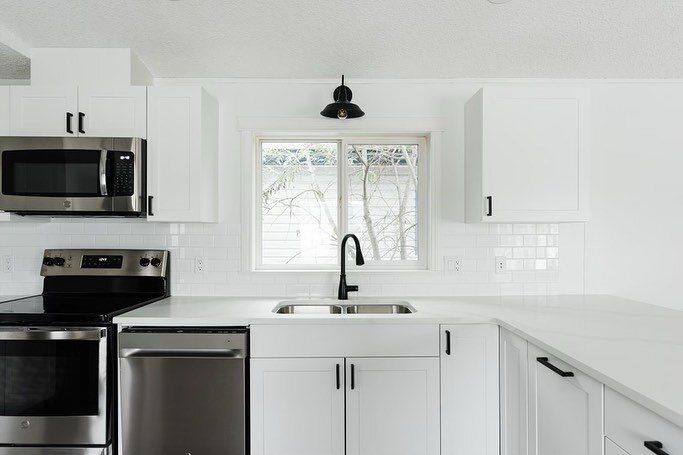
[[274, 300, 415, 315]]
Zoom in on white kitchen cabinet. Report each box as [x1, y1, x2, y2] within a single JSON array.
[[605, 387, 683, 455], [77, 86, 146, 138], [500, 328, 528, 455], [9, 85, 146, 138], [250, 358, 345, 455], [346, 357, 440, 455], [441, 324, 499, 455], [9, 86, 78, 136], [465, 87, 590, 222], [0, 86, 9, 135], [605, 438, 631, 455], [528, 344, 602, 455], [147, 86, 218, 222]]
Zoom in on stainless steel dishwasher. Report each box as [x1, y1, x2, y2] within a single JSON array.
[[119, 327, 248, 455]]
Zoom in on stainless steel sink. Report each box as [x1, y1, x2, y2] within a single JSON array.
[[274, 304, 342, 314], [346, 304, 413, 314], [273, 300, 415, 315]]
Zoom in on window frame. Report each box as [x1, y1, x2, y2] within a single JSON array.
[[254, 135, 429, 271]]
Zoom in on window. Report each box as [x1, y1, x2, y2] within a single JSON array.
[[256, 137, 428, 270]]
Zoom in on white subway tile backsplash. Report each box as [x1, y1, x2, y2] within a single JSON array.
[[0, 220, 560, 297]]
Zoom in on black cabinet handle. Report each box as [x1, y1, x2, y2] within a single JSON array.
[[645, 441, 669, 455], [486, 196, 493, 217], [350, 364, 355, 390], [537, 357, 574, 377], [445, 330, 451, 356], [78, 112, 85, 134], [148, 196, 154, 216], [336, 364, 340, 390], [66, 113, 73, 134]]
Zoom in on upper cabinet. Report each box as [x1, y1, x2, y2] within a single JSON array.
[[77, 86, 146, 137], [0, 86, 9, 135], [465, 87, 590, 222], [146, 86, 218, 222], [8, 86, 146, 138], [9, 86, 78, 136]]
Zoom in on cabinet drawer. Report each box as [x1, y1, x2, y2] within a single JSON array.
[[251, 324, 440, 358], [605, 387, 683, 455]]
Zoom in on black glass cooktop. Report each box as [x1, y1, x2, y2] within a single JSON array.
[[0, 293, 166, 325]]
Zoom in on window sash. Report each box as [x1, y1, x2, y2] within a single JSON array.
[[255, 136, 428, 271]]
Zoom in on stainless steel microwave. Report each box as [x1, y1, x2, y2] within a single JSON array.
[[0, 137, 146, 216]]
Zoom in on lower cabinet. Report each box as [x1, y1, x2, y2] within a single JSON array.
[[346, 357, 440, 455], [250, 356, 439, 455], [528, 344, 603, 455], [500, 328, 528, 455], [441, 324, 500, 455]]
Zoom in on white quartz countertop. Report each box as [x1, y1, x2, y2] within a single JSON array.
[[114, 294, 683, 429]]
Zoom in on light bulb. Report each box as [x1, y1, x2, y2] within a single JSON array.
[[337, 108, 348, 119]]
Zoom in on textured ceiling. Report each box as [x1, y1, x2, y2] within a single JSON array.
[[0, 0, 682, 78], [0, 42, 29, 79]]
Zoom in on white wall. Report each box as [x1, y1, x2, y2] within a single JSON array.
[[586, 83, 683, 310]]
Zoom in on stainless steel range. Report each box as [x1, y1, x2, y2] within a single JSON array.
[[0, 249, 170, 454]]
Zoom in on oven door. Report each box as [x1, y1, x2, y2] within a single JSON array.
[[0, 327, 108, 446]]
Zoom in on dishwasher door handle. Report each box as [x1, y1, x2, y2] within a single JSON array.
[[120, 348, 246, 358]]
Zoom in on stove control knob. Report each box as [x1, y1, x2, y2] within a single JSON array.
[[53, 257, 65, 267], [151, 258, 162, 267], [139, 258, 151, 267], [42, 257, 55, 266]]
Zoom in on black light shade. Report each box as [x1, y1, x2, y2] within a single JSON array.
[[320, 75, 365, 119]]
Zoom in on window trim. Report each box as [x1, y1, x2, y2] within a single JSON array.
[[253, 135, 429, 271], [240, 122, 442, 274]]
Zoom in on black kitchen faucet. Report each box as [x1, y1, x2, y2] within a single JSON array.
[[338, 234, 365, 300]]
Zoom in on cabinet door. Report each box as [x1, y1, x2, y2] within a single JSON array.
[[466, 87, 590, 222], [0, 86, 9, 135], [346, 357, 439, 455], [10, 86, 78, 136], [528, 344, 602, 455], [441, 324, 499, 455], [501, 328, 528, 455], [147, 86, 218, 222], [250, 358, 345, 455], [605, 438, 631, 455], [78, 86, 146, 138]]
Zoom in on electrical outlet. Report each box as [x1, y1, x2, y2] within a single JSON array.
[[2, 255, 14, 273], [445, 256, 462, 274], [194, 257, 206, 273], [495, 256, 506, 274]]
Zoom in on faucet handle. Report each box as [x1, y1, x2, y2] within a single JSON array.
[[347, 285, 359, 293]]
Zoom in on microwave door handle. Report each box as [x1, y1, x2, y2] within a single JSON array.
[[99, 150, 108, 196]]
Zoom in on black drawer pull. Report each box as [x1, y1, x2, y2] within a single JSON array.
[[335, 364, 340, 390], [445, 330, 451, 356], [486, 196, 493, 216], [537, 357, 574, 377], [350, 364, 355, 390], [78, 112, 85, 134], [645, 441, 669, 455], [148, 195, 154, 216]]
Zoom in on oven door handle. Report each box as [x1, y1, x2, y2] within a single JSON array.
[[0, 327, 106, 341], [99, 149, 108, 196]]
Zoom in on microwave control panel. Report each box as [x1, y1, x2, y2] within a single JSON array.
[[111, 151, 135, 196]]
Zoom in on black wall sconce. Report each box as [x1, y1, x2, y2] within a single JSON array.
[[320, 75, 365, 119]]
